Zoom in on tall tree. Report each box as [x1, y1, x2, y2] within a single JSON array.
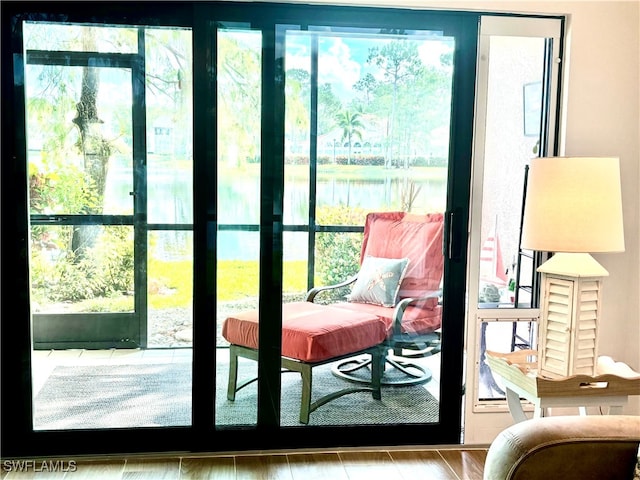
[[335, 110, 364, 165], [71, 27, 111, 257], [353, 73, 377, 107], [317, 83, 342, 136], [366, 40, 424, 168]]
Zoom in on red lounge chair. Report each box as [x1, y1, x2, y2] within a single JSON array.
[[222, 211, 444, 423]]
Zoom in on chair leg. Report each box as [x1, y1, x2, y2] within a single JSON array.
[[299, 363, 312, 424], [332, 347, 433, 386], [370, 347, 384, 400], [228, 345, 384, 424], [227, 344, 239, 401]]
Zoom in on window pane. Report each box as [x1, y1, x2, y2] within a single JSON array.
[[285, 29, 453, 224], [477, 318, 538, 401], [283, 232, 309, 301], [24, 23, 138, 53], [148, 230, 193, 347], [313, 231, 363, 302], [215, 27, 262, 428], [284, 32, 311, 224], [30, 225, 135, 314], [146, 28, 193, 224], [26, 64, 133, 216]]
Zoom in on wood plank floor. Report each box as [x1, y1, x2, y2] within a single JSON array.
[[1, 448, 488, 479]]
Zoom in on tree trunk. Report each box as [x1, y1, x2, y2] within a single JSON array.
[[71, 28, 110, 258]]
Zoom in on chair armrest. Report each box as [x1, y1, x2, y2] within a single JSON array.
[[305, 274, 358, 302], [484, 415, 640, 480], [392, 289, 442, 335]]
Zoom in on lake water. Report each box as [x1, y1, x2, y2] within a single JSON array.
[[105, 164, 447, 260]]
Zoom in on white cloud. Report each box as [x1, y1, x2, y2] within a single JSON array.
[[285, 36, 361, 101], [418, 39, 454, 67], [318, 38, 361, 91]]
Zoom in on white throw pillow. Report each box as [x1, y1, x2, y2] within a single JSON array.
[[348, 256, 410, 307]]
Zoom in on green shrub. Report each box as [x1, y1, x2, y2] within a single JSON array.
[[314, 205, 366, 300], [336, 155, 385, 166], [30, 226, 134, 306]]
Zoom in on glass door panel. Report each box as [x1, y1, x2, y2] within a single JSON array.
[[475, 35, 549, 404], [147, 230, 194, 347], [27, 64, 134, 218], [145, 27, 194, 349], [215, 27, 262, 427], [281, 27, 454, 426], [476, 36, 547, 309], [26, 22, 194, 430], [283, 231, 309, 302], [29, 224, 135, 315]]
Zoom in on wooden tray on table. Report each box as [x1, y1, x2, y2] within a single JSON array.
[[485, 350, 640, 422]]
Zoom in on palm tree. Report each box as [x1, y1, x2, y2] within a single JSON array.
[[336, 110, 364, 165]]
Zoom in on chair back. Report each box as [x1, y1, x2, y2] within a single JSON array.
[[360, 212, 444, 302]]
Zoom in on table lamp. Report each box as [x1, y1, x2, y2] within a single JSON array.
[[521, 157, 625, 378]]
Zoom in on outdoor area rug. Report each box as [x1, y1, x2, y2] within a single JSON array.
[[34, 363, 192, 430], [34, 358, 439, 429]]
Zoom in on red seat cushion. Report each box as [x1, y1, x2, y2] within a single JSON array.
[[222, 301, 387, 362], [331, 301, 442, 336]]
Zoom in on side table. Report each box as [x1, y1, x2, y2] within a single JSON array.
[[485, 349, 640, 423]]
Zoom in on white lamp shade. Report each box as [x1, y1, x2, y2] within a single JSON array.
[[521, 157, 625, 253]]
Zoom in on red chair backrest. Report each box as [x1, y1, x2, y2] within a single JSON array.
[[360, 212, 444, 301]]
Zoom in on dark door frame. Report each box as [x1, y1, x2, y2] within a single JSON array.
[[1, 1, 476, 459]]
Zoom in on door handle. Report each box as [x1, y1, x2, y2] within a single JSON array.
[[444, 209, 462, 261]]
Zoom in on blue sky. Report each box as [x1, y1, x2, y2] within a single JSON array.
[[285, 32, 454, 102]]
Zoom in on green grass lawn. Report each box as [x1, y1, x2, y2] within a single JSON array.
[[70, 259, 308, 312], [147, 258, 308, 310]]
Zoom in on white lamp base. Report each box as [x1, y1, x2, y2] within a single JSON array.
[[537, 253, 608, 379]]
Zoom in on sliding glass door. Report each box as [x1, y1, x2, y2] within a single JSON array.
[[214, 22, 459, 429], [3, 2, 479, 457], [280, 26, 453, 427], [211, 8, 475, 443], [214, 25, 263, 427]]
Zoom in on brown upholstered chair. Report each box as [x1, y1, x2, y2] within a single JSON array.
[[484, 415, 640, 480]]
